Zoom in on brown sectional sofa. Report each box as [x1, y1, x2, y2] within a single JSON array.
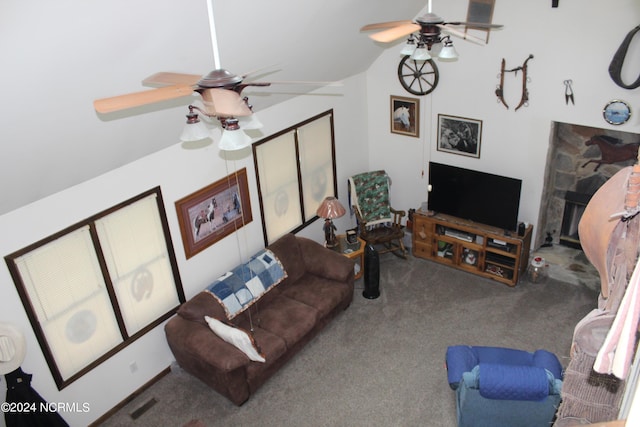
[[164, 233, 355, 405]]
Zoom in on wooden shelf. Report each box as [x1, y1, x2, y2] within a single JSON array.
[[412, 212, 532, 287]]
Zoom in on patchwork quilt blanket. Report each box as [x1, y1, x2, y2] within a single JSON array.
[[206, 249, 287, 319]]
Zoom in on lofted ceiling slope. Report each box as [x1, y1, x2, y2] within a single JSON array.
[[0, 0, 427, 215]]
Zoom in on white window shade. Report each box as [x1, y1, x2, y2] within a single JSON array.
[[297, 114, 335, 222], [6, 187, 183, 389], [255, 130, 302, 243], [96, 193, 181, 335], [252, 110, 337, 245], [14, 226, 123, 380]]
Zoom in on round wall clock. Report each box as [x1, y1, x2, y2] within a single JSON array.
[[603, 100, 631, 125], [397, 56, 439, 96]]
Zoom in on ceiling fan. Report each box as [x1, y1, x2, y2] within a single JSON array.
[[93, 68, 270, 117], [93, 0, 339, 150], [361, 0, 503, 95], [361, 0, 503, 47]]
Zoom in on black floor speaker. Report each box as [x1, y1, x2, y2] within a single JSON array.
[[363, 244, 380, 299]]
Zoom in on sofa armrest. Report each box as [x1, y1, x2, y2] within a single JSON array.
[[298, 236, 355, 283], [165, 315, 249, 373]]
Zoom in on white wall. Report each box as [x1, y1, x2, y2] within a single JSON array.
[[366, 0, 640, 244], [0, 74, 368, 426]]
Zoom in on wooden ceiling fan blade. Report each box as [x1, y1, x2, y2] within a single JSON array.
[[369, 23, 420, 43], [142, 72, 202, 87], [445, 22, 504, 29], [255, 80, 343, 87], [241, 64, 281, 80], [94, 84, 194, 114], [360, 20, 414, 32], [439, 25, 486, 45], [200, 88, 253, 117]]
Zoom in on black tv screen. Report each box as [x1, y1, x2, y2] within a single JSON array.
[[427, 162, 522, 231]]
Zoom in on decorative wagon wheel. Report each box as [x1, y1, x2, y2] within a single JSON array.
[[397, 55, 440, 96]]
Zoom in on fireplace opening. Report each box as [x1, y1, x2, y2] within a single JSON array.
[[560, 191, 592, 249]]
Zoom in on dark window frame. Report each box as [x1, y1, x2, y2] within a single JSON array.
[[4, 186, 184, 390]]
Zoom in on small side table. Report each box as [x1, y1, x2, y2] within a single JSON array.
[[329, 234, 365, 280]]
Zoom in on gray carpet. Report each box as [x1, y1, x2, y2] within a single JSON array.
[[99, 253, 598, 427]]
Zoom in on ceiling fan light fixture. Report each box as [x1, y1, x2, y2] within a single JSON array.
[[218, 127, 252, 151], [180, 106, 211, 142], [411, 43, 431, 61], [400, 36, 416, 56], [438, 37, 459, 61], [238, 113, 263, 130]]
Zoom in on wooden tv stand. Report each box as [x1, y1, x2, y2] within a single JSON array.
[[412, 211, 532, 286]]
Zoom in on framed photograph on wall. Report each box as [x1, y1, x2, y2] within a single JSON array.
[[175, 168, 252, 259], [437, 114, 482, 158], [390, 95, 420, 137]]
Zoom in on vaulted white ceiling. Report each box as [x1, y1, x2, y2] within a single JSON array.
[[0, 0, 428, 215]]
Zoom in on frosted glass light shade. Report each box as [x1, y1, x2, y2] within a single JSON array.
[[238, 114, 263, 130], [218, 129, 252, 151], [400, 42, 416, 56], [411, 46, 431, 61], [439, 44, 459, 60], [180, 120, 211, 142]]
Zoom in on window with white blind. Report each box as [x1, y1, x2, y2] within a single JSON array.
[[253, 110, 337, 245], [5, 187, 184, 389]]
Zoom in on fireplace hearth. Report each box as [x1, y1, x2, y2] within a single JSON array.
[[559, 191, 591, 249]]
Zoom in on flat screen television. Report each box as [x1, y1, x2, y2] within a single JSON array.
[[427, 162, 522, 231]]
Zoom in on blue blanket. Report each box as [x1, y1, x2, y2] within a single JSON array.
[[206, 249, 287, 319]]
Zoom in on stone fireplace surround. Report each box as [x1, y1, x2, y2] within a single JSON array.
[[533, 122, 639, 290], [537, 122, 639, 249]]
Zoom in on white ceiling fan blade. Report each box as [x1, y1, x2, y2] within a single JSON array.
[[94, 84, 194, 114], [369, 23, 420, 43], [438, 24, 486, 45], [142, 72, 202, 87]]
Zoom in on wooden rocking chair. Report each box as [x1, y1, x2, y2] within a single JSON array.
[[348, 170, 407, 258]]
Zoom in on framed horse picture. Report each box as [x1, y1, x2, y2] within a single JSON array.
[[175, 168, 252, 259], [437, 114, 482, 158], [390, 95, 420, 137]]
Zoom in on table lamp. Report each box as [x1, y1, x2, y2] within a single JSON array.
[[316, 196, 346, 248]]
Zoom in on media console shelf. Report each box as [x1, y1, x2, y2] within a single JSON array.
[[412, 211, 532, 286]]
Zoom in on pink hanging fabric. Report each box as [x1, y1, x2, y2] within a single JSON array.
[[594, 256, 640, 378]]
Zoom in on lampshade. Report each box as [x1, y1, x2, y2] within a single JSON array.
[[411, 43, 431, 61], [316, 197, 346, 219], [438, 42, 459, 60], [218, 128, 252, 151], [180, 119, 211, 142], [238, 113, 263, 130], [400, 36, 416, 56]]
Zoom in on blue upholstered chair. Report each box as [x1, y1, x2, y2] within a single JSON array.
[[445, 345, 564, 427]]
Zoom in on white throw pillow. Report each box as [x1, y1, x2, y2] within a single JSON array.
[[204, 316, 266, 363]]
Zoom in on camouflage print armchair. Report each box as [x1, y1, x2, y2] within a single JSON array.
[[348, 170, 407, 258]]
